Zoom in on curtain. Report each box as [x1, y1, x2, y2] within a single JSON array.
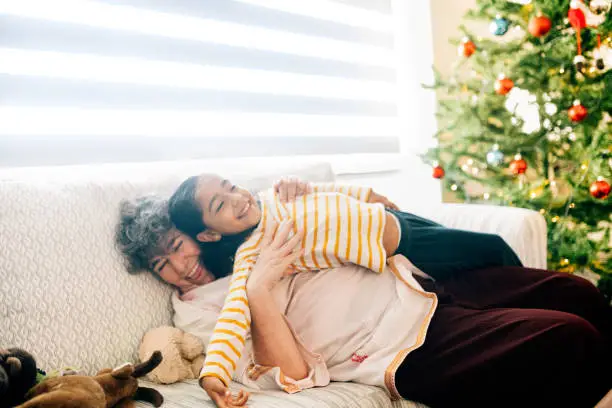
[[0, 0, 413, 167]]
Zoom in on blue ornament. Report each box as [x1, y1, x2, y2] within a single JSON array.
[[486, 146, 505, 166], [490, 16, 510, 36]]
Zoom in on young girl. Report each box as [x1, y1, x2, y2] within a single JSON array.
[[168, 174, 522, 391]]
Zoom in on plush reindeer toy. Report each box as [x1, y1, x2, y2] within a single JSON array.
[[17, 351, 164, 408]]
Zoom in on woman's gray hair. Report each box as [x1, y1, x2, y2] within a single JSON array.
[[115, 195, 173, 274]]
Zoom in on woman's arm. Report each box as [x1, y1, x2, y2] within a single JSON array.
[[246, 221, 309, 380], [247, 285, 309, 380]]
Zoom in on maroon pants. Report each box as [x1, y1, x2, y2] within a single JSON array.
[[395, 266, 612, 408]]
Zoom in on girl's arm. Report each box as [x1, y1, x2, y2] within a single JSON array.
[[246, 221, 308, 380], [312, 183, 399, 210], [275, 176, 398, 210]]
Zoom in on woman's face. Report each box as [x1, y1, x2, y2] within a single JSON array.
[[149, 229, 214, 290]]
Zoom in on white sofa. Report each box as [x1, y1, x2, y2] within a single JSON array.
[[0, 160, 547, 408]]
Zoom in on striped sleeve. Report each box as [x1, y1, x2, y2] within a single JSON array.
[[199, 221, 267, 385], [335, 194, 387, 274], [312, 183, 372, 202], [289, 191, 387, 275]]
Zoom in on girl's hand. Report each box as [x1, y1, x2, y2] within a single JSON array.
[[274, 177, 312, 203], [247, 221, 303, 292], [200, 377, 249, 408], [368, 191, 399, 211]]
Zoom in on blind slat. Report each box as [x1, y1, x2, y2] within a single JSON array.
[[0, 108, 400, 137], [0, 0, 394, 66], [0, 48, 396, 102], [0, 0, 402, 167], [234, 0, 393, 31], [0, 75, 396, 116], [0, 136, 399, 167], [0, 15, 395, 81]]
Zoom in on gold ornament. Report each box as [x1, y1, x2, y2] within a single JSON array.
[[487, 117, 504, 128], [520, 3, 535, 22], [550, 179, 572, 208], [528, 179, 547, 199]]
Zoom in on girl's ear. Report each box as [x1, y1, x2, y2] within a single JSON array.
[[197, 229, 221, 243]]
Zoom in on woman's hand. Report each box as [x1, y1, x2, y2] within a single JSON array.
[[247, 221, 303, 293], [368, 190, 400, 211], [274, 177, 312, 203], [200, 377, 249, 408]]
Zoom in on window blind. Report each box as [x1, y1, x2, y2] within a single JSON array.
[[0, 0, 402, 167]]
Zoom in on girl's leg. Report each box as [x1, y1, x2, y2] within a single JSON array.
[[395, 304, 611, 408], [440, 266, 612, 343], [392, 211, 522, 280]]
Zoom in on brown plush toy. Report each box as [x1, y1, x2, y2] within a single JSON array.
[[139, 326, 204, 384], [16, 351, 164, 408]]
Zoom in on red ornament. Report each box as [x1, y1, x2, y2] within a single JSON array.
[[432, 166, 445, 179], [568, 3, 587, 30], [494, 75, 514, 95], [590, 178, 610, 199], [510, 155, 527, 175], [528, 15, 552, 37], [568, 101, 588, 122], [458, 39, 477, 58]]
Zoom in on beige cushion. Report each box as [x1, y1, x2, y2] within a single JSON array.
[[0, 161, 334, 374]]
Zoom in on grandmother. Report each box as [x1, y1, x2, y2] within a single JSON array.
[[115, 185, 611, 408]]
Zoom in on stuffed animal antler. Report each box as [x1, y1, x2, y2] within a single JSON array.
[[17, 351, 164, 408]]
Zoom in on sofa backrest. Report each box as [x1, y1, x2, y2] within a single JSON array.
[[0, 161, 335, 373]]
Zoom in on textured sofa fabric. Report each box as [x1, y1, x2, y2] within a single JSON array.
[[136, 380, 428, 408], [0, 162, 336, 374]]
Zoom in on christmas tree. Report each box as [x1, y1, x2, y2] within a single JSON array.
[[424, 0, 612, 298]]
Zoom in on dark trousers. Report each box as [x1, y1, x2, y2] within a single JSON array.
[[389, 211, 523, 281], [395, 266, 612, 408]]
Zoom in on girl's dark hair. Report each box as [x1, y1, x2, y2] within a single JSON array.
[[168, 175, 206, 240], [200, 226, 256, 279]]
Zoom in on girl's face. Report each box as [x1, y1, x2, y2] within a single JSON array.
[[149, 229, 214, 291], [195, 174, 262, 240]]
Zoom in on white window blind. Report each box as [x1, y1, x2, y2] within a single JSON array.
[[0, 0, 409, 167]]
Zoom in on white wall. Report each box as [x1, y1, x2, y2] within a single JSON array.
[[430, 0, 488, 75]]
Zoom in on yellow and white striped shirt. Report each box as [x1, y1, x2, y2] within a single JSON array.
[[200, 183, 388, 386]]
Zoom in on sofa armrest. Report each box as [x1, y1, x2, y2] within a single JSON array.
[[410, 204, 548, 270]]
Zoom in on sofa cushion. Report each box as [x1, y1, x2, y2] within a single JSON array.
[[136, 380, 428, 408], [0, 161, 334, 374]]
